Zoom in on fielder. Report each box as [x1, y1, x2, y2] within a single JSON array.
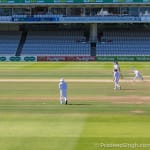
[[113, 69, 121, 90], [132, 69, 144, 81], [113, 61, 120, 72], [113, 61, 123, 79], [59, 78, 68, 104]]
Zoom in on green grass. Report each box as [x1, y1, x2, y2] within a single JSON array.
[[0, 104, 150, 150], [0, 62, 149, 79], [0, 62, 150, 150]]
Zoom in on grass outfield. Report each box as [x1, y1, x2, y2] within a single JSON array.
[[0, 62, 150, 150]]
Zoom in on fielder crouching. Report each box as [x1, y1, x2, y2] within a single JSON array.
[[59, 78, 68, 104], [132, 69, 144, 81]]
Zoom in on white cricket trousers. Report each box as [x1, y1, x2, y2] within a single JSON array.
[[114, 79, 120, 90], [60, 90, 67, 104]]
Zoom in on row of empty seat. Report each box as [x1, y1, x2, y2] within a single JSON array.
[[21, 31, 90, 56], [0, 31, 21, 55], [97, 30, 150, 56], [0, 30, 150, 56]]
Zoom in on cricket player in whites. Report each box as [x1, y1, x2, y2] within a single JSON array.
[[132, 69, 144, 81], [113, 69, 121, 90], [59, 78, 68, 104], [113, 61, 120, 72], [113, 61, 123, 79]]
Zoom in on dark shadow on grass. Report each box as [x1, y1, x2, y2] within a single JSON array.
[[67, 103, 92, 106], [121, 88, 136, 91]]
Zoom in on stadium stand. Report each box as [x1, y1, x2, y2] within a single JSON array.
[[0, 5, 150, 58], [21, 31, 90, 56], [0, 29, 150, 56], [97, 30, 150, 56], [20, 29, 150, 56], [0, 31, 21, 55]]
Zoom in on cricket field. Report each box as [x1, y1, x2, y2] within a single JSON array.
[[0, 62, 150, 150]]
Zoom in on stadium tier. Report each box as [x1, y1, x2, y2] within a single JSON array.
[[21, 31, 90, 56], [1, 6, 150, 23], [97, 30, 150, 56], [0, 31, 21, 55], [0, 29, 149, 56], [0, 1, 150, 59]]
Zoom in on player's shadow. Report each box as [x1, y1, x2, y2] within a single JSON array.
[[68, 103, 91, 106], [121, 88, 136, 91]]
